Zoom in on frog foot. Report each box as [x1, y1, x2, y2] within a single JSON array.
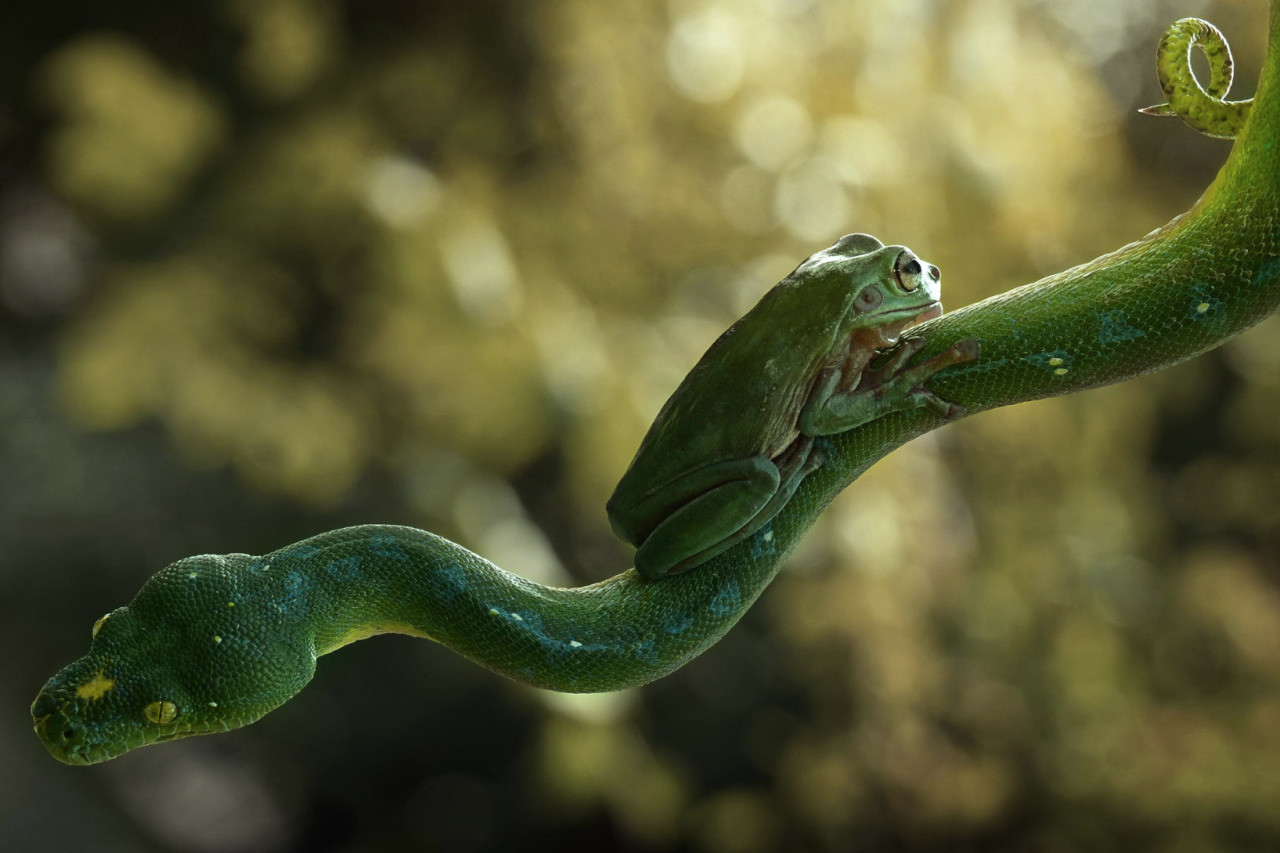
[[866, 337, 980, 418]]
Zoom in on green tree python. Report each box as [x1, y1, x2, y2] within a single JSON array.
[[33, 10, 1280, 765]]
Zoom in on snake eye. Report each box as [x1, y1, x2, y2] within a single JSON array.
[[855, 286, 884, 312], [144, 701, 178, 725], [92, 614, 109, 638]]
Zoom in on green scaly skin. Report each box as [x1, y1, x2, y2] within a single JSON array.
[[1139, 17, 1252, 138], [33, 8, 1280, 764]]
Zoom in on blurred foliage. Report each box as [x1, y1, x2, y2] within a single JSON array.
[[2, 0, 1279, 851]]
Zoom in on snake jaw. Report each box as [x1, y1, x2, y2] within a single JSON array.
[[32, 686, 206, 765]]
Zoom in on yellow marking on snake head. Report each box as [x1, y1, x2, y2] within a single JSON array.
[[91, 613, 110, 638], [76, 671, 116, 700], [1048, 357, 1064, 366], [1054, 367, 1069, 376], [1197, 302, 1211, 313]]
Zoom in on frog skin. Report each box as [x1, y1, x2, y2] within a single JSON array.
[[607, 233, 979, 580]]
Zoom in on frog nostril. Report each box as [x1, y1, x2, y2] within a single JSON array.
[[928, 265, 940, 280]]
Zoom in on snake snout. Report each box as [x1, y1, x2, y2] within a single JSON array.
[[31, 690, 56, 720], [31, 693, 81, 763]]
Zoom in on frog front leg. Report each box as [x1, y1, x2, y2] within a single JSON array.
[[800, 338, 980, 435]]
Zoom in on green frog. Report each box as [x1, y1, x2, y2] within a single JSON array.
[[608, 233, 979, 579]]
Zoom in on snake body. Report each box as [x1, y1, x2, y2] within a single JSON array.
[[33, 8, 1280, 764]]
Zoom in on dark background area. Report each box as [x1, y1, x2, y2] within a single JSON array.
[[3, 1, 1280, 851]]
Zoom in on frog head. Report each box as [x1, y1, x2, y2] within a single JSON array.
[[796, 233, 944, 348]]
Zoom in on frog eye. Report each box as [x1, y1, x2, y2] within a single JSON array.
[[895, 258, 923, 291], [855, 286, 884, 312], [144, 701, 178, 725]]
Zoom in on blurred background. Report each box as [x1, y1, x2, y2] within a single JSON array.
[[3, 0, 1279, 850]]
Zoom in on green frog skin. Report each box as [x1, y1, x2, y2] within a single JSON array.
[[607, 234, 977, 581], [32, 7, 1280, 764]]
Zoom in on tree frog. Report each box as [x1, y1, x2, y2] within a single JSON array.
[[607, 233, 979, 580]]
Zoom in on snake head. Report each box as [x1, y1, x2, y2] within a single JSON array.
[[31, 605, 207, 765], [32, 554, 317, 764]]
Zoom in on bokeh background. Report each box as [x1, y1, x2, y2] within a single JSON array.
[[3, 0, 1279, 850]]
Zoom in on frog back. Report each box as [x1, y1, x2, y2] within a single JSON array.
[[611, 277, 850, 510]]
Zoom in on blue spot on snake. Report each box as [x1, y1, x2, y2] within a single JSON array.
[[515, 610, 549, 640], [709, 580, 741, 617], [750, 524, 776, 559], [369, 535, 410, 562], [1189, 283, 1227, 322], [274, 570, 311, 618], [278, 544, 319, 561], [1098, 311, 1146, 344], [431, 564, 468, 604], [324, 556, 362, 581], [488, 608, 603, 659], [1021, 350, 1074, 374], [663, 611, 693, 634], [1253, 257, 1280, 286], [629, 633, 657, 661]]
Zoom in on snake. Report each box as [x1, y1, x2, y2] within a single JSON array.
[[32, 9, 1280, 765]]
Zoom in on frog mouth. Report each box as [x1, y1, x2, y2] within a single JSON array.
[[870, 300, 943, 346], [904, 302, 944, 328]]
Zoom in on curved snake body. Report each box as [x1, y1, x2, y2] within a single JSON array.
[[32, 7, 1280, 764]]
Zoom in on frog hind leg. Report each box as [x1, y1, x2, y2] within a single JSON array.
[[631, 457, 778, 580], [636, 438, 821, 580]]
